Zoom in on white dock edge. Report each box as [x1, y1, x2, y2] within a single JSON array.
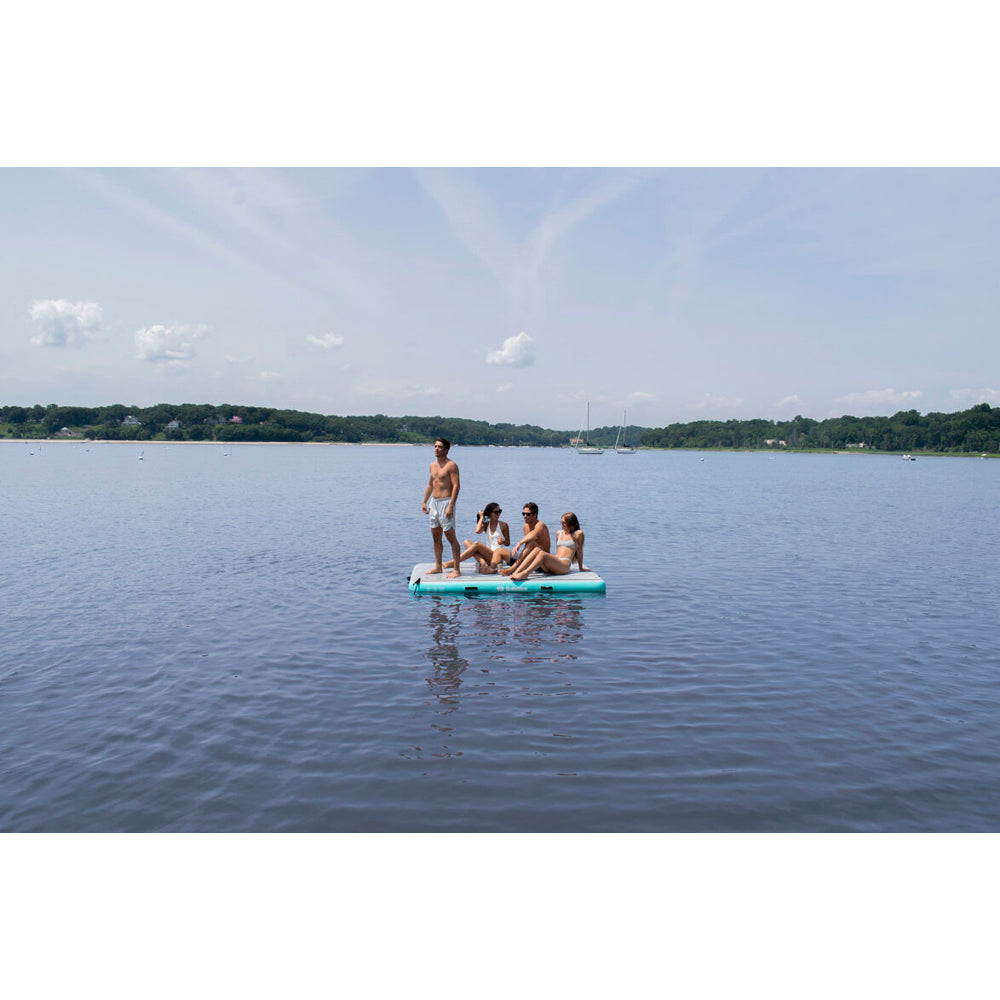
[[408, 562, 606, 595]]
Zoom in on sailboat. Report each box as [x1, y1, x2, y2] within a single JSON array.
[[575, 403, 604, 455], [614, 409, 637, 455]]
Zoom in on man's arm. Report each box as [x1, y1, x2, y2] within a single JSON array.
[[421, 470, 433, 512], [445, 462, 460, 517], [513, 520, 541, 556]]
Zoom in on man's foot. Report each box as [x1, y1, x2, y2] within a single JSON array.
[[446, 569, 461, 578], [480, 565, 498, 575], [431, 565, 444, 575], [498, 565, 515, 576]]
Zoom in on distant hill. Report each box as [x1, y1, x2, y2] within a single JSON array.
[[3, 402, 999, 453]]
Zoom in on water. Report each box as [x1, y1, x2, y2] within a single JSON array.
[[3, 442, 999, 831]]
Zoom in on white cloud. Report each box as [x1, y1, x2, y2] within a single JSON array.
[[775, 394, 801, 408], [418, 170, 645, 321], [628, 391, 656, 404], [29, 299, 102, 347], [949, 387, 1000, 407], [487, 331, 535, 368], [306, 333, 345, 349], [690, 393, 745, 411], [134, 324, 208, 366], [496, 383, 513, 393], [838, 388, 923, 410]]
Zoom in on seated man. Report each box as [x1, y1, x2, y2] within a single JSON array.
[[499, 501, 551, 577]]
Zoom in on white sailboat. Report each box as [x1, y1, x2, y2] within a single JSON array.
[[614, 409, 637, 455], [575, 403, 604, 454]]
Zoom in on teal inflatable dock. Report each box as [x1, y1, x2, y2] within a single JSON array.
[[408, 562, 606, 595]]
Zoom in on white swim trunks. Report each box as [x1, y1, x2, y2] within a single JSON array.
[[428, 496, 455, 531]]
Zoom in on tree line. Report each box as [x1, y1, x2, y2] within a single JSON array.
[[638, 405, 1000, 453], [0, 403, 570, 446], [3, 401, 999, 453]]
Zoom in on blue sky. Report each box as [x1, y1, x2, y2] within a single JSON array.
[[4, 167, 998, 429], [3, 3, 998, 432]]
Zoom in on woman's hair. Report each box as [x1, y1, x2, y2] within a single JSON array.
[[482, 502, 500, 518], [561, 512, 580, 532]]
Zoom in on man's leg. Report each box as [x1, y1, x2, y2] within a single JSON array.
[[444, 527, 462, 578], [431, 525, 444, 572]]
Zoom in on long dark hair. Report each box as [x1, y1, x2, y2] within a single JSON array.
[[482, 502, 500, 519]]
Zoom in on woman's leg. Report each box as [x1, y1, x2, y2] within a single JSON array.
[[513, 551, 570, 580], [445, 541, 491, 569], [511, 548, 546, 580], [488, 548, 511, 573], [538, 553, 571, 576]]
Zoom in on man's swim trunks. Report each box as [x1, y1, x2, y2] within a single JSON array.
[[427, 496, 455, 531]]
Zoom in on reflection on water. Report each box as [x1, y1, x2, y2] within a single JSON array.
[[424, 601, 470, 716], [413, 595, 594, 762], [421, 595, 591, 707]]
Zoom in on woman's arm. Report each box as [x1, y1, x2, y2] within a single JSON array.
[[475, 510, 488, 534], [499, 520, 510, 546], [575, 531, 585, 570]]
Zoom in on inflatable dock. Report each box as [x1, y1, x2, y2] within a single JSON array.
[[408, 562, 606, 595]]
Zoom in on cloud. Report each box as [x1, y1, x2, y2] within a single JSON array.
[[837, 388, 923, 410], [306, 332, 345, 349], [418, 169, 646, 319], [134, 324, 208, 367], [690, 392, 745, 411], [29, 299, 102, 347], [949, 387, 1000, 407], [775, 394, 801, 408], [628, 391, 656, 404], [496, 383, 513, 393], [487, 331, 535, 368]]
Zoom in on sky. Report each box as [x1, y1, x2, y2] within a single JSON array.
[[3, 166, 999, 430]]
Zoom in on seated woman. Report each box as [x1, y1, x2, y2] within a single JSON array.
[[443, 502, 511, 574], [511, 512, 585, 580]]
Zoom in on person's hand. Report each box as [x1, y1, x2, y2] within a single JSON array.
[[421, 502, 428, 513]]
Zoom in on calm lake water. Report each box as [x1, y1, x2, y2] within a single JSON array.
[[3, 441, 999, 831]]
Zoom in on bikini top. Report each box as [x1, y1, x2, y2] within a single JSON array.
[[556, 531, 577, 554]]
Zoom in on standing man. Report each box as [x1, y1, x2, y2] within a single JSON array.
[[422, 437, 462, 578], [499, 501, 551, 577]]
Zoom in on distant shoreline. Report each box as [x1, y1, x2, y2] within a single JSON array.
[[0, 438, 421, 447], [3, 438, 994, 458]]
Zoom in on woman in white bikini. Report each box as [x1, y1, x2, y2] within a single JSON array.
[[443, 502, 512, 574], [511, 512, 585, 581]]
